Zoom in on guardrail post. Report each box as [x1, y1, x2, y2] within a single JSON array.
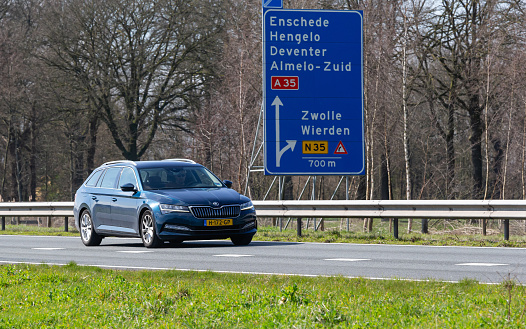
[[393, 219, 399, 239], [297, 218, 302, 237], [1, 217, 5, 231], [504, 219, 509, 241], [64, 217, 69, 232], [421, 219, 428, 234]]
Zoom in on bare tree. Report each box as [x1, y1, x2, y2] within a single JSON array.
[[41, 0, 226, 161], [0, 0, 50, 201]]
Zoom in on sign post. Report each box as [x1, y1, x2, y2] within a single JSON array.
[[263, 9, 364, 175]]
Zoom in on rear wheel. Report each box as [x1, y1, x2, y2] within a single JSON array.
[[230, 235, 253, 246], [140, 210, 163, 248], [79, 210, 103, 246]]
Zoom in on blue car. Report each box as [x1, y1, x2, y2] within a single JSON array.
[[73, 159, 257, 248]]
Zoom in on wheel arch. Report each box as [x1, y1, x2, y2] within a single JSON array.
[[138, 204, 153, 220], [138, 204, 163, 248]]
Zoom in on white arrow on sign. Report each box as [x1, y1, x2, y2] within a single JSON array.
[[272, 96, 296, 167]]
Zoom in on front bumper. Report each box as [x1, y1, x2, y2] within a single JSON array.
[[155, 209, 257, 241], [159, 220, 257, 241]]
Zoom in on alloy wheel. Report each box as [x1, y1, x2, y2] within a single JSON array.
[[141, 212, 155, 245], [81, 212, 92, 242]]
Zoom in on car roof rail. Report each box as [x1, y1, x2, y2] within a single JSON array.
[[102, 160, 137, 166], [162, 158, 196, 164]]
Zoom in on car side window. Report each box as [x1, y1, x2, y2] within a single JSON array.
[[118, 167, 138, 188], [99, 167, 122, 189], [85, 170, 103, 187]]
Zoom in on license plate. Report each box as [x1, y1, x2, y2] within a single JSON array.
[[205, 219, 233, 226]]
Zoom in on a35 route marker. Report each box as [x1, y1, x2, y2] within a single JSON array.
[[271, 76, 299, 90]]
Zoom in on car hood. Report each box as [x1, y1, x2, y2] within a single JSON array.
[[147, 188, 246, 206]]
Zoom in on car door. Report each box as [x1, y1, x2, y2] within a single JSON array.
[[93, 167, 122, 228], [88, 169, 106, 228], [110, 167, 141, 234]]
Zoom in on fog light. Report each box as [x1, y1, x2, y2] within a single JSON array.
[[165, 224, 191, 231], [241, 221, 255, 230]]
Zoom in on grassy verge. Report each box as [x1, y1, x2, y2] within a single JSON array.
[[1, 263, 525, 328], [2, 221, 526, 247], [0, 225, 78, 237], [255, 226, 526, 248]]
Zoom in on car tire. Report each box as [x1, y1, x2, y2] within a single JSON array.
[[79, 209, 103, 246], [230, 235, 253, 246], [140, 210, 163, 248]]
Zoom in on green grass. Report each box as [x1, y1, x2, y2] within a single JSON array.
[[2, 219, 526, 247], [0, 225, 78, 237], [1, 263, 525, 328], [255, 226, 526, 248], [2, 222, 526, 327]]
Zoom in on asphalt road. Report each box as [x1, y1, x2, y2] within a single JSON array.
[[1, 235, 525, 284]]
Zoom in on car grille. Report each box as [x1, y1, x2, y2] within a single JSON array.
[[190, 205, 241, 218]]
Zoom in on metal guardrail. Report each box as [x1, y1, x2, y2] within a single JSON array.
[[252, 200, 526, 240], [0, 202, 74, 232], [252, 200, 526, 219], [0, 202, 74, 217], [1, 200, 525, 239]]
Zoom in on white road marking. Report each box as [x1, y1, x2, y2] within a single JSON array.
[[213, 254, 254, 258], [31, 248, 64, 250], [325, 258, 371, 262], [0, 260, 517, 286], [456, 263, 508, 267], [116, 251, 153, 254]]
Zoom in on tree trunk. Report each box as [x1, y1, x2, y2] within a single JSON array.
[[469, 102, 484, 199], [12, 131, 23, 201], [86, 113, 99, 173], [468, 1, 484, 199], [491, 137, 503, 199], [381, 153, 390, 201], [29, 109, 37, 201], [446, 101, 456, 199], [401, 11, 412, 233], [1, 123, 11, 201], [522, 102, 526, 199]]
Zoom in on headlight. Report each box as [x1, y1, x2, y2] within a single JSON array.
[[240, 201, 254, 211], [160, 204, 189, 214]]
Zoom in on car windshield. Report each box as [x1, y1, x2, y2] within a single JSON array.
[[138, 166, 224, 190]]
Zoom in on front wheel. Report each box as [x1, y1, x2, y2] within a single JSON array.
[[230, 235, 253, 246], [140, 210, 163, 248], [79, 210, 103, 246]]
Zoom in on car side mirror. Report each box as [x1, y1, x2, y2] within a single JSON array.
[[223, 180, 233, 188], [120, 183, 137, 192]]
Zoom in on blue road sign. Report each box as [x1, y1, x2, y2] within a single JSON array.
[[263, 9, 364, 175]]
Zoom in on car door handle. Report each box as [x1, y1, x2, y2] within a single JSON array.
[[92, 196, 97, 200], [112, 198, 118, 202]]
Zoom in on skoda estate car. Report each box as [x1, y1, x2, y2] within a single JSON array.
[[73, 159, 257, 248]]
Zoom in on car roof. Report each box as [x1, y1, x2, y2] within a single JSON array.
[[100, 159, 202, 169]]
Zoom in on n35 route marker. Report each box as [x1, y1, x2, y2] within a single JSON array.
[[263, 9, 364, 175]]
